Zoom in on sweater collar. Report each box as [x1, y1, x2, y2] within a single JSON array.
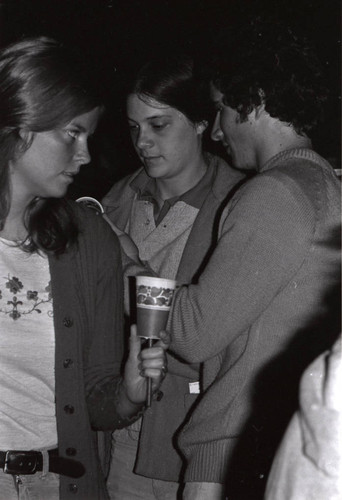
[[260, 148, 332, 173]]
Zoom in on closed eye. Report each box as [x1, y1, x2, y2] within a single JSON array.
[[128, 123, 140, 136], [152, 123, 167, 130]]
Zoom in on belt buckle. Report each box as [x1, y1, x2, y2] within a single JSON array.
[[4, 450, 40, 474]]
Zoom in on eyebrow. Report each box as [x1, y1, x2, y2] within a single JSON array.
[[67, 123, 87, 132], [65, 123, 97, 135], [127, 114, 173, 121]]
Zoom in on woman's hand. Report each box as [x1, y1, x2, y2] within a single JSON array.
[[122, 325, 170, 405]]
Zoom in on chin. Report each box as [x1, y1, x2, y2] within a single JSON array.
[[233, 158, 253, 171], [46, 187, 68, 199], [144, 167, 164, 179]]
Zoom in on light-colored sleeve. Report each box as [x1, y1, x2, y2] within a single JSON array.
[[265, 335, 342, 499]]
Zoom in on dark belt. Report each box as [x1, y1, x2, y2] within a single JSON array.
[[0, 449, 85, 478]]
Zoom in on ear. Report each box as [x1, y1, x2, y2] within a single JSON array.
[[195, 120, 208, 135], [17, 129, 34, 152], [254, 88, 266, 120], [254, 103, 266, 120], [18, 128, 33, 142]]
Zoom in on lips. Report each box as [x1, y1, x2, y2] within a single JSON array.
[[63, 170, 79, 177], [141, 156, 163, 168]]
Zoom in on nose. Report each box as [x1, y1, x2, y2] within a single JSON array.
[[211, 112, 224, 142], [135, 128, 153, 150], [76, 139, 91, 165]]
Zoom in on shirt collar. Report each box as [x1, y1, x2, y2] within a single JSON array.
[[130, 159, 214, 210]]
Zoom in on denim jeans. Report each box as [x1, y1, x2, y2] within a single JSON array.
[[107, 425, 180, 500], [0, 469, 59, 500]]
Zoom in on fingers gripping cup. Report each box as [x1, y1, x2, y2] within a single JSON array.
[[136, 276, 177, 406]]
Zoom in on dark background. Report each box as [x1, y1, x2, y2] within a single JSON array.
[[1, 0, 340, 199]]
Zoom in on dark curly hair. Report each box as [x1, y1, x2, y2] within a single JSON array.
[[210, 20, 329, 136]]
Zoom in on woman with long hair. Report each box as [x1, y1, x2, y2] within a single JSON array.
[[0, 37, 168, 500]]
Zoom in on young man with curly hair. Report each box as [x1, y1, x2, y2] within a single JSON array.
[[166, 21, 341, 500]]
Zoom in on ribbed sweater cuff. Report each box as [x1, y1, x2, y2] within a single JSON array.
[[183, 438, 237, 483]]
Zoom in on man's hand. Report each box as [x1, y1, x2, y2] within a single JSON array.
[[122, 325, 170, 404], [103, 214, 141, 262]]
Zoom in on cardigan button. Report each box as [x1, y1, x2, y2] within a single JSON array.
[[64, 405, 75, 414], [63, 317, 73, 328], [63, 358, 73, 368], [156, 390, 164, 401], [66, 447, 77, 456], [68, 483, 78, 493]]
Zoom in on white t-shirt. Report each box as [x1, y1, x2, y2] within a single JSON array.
[[0, 238, 58, 449]]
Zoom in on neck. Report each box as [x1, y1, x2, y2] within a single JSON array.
[[255, 116, 312, 171], [0, 214, 27, 242], [155, 153, 208, 201], [258, 134, 312, 169], [0, 199, 29, 242]]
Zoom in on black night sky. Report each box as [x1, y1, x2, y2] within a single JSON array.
[[1, 0, 340, 199]]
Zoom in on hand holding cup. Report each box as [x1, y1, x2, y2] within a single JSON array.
[[136, 276, 177, 405]]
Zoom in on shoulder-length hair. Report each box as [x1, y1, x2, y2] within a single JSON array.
[[128, 53, 210, 125], [0, 36, 102, 254]]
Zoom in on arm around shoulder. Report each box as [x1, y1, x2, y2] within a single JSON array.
[[169, 173, 316, 362]]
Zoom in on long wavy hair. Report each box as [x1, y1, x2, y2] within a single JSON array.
[[0, 37, 102, 254]]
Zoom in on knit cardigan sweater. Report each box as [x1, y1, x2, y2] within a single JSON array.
[[48, 203, 133, 500], [169, 149, 341, 494], [102, 154, 245, 480]]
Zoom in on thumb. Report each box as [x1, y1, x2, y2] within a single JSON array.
[[128, 324, 141, 360]]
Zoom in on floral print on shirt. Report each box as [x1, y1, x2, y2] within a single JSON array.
[[0, 274, 53, 320]]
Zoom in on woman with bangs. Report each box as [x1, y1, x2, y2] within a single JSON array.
[[102, 53, 245, 500]]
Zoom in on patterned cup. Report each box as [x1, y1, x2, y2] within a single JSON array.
[[136, 276, 177, 339]]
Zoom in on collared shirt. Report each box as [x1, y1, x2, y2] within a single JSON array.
[[130, 163, 214, 226]]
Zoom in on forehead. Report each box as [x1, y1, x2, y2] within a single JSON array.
[[127, 93, 179, 120], [66, 107, 102, 133]]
